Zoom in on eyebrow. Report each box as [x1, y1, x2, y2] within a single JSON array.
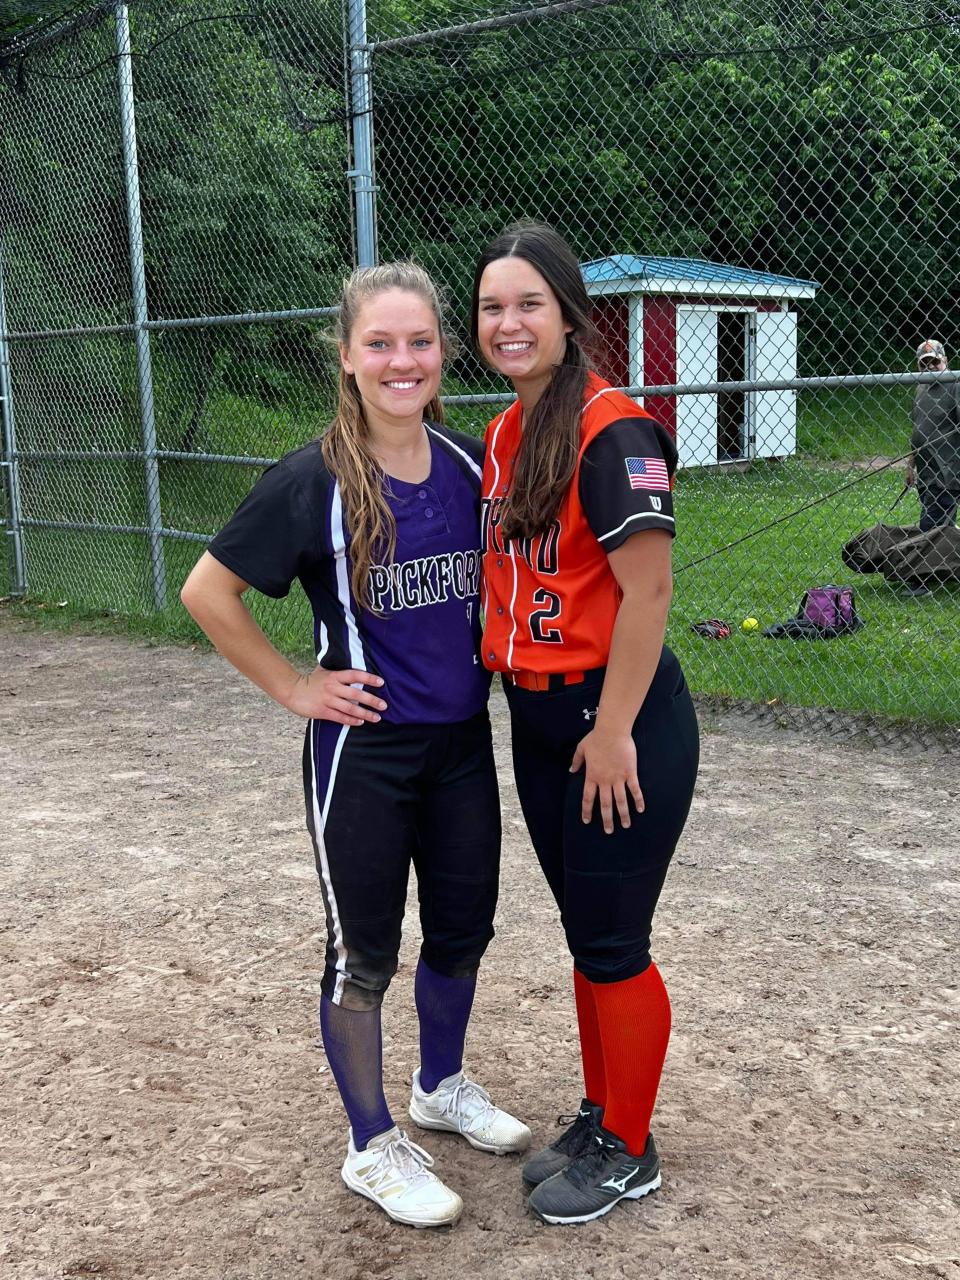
[[360, 328, 436, 338], [478, 291, 546, 302]]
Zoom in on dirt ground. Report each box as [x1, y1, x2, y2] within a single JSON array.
[[2, 616, 958, 1280]]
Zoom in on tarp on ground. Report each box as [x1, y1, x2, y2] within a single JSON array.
[[842, 522, 960, 583]]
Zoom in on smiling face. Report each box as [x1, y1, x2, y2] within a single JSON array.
[[339, 288, 443, 436], [475, 256, 573, 398]]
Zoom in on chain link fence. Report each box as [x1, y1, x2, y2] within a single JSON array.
[[0, 0, 352, 645], [2, 0, 959, 741]]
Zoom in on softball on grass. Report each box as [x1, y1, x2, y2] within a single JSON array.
[[742, 617, 759, 632]]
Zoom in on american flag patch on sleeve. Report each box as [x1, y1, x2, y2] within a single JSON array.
[[625, 456, 669, 491]]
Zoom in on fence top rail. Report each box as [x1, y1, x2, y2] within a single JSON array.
[[443, 369, 960, 406], [13, 515, 213, 544], [368, 0, 624, 53], [9, 449, 279, 466], [3, 305, 341, 344], [4, 322, 138, 342]]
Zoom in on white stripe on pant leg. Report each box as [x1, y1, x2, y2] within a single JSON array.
[[310, 720, 351, 1005]]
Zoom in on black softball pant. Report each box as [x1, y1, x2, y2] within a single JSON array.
[[917, 478, 958, 531], [302, 710, 501, 1011], [504, 647, 699, 984]]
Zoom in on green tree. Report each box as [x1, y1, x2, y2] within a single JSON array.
[[1, 0, 351, 453], [370, 0, 960, 375]]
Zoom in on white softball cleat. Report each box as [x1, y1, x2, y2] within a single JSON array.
[[340, 1125, 463, 1228], [409, 1068, 532, 1155]]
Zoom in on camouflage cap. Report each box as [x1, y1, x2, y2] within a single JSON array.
[[916, 339, 946, 362]]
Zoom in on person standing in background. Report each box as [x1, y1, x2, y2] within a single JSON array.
[[908, 339, 960, 531], [900, 339, 960, 597]]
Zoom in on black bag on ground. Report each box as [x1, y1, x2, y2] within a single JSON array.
[[762, 585, 864, 639], [842, 522, 960, 584]]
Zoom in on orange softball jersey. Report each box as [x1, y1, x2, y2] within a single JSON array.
[[481, 373, 678, 674]]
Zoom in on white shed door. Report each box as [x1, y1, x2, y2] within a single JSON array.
[[754, 309, 797, 459], [628, 295, 644, 396], [676, 307, 718, 468]]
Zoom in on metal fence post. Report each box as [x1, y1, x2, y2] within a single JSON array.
[[347, 0, 378, 266], [115, 1, 166, 610], [0, 241, 27, 596]]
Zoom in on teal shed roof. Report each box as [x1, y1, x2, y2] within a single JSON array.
[[582, 255, 820, 300]]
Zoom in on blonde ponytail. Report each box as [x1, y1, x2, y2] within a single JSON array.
[[320, 263, 448, 610]]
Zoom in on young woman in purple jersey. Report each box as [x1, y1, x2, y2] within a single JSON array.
[[181, 263, 530, 1229]]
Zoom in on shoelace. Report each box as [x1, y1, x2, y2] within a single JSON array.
[[368, 1132, 436, 1191], [554, 1110, 597, 1156], [564, 1135, 617, 1190], [438, 1078, 498, 1134]]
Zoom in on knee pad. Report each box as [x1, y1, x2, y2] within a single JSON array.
[[321, 959, 396, 1011], [420, 921, 494, 980]]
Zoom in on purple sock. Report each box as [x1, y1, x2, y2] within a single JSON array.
[[415, 957, 478, 1094], [319, 995, 394, 1151]]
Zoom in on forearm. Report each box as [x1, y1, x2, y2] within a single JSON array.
[[594, 581, 671, 738], [182, 584, 301, 710]]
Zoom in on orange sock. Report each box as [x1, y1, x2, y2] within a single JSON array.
[[591, 962, 671, 1156], [573, 966, 606, 1107]]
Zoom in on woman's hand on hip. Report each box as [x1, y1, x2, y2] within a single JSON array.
[[570, 728, 645, 835], [283, 667, 386, 725]]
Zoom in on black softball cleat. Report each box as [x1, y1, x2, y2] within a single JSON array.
[[527, 1126, 661, 1225], [521, 1099, 603, 1189]]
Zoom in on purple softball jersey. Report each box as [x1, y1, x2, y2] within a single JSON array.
[[207, 423, 491, 725]]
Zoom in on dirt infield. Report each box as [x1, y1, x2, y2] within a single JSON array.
[[2, 617, 958, 1280]]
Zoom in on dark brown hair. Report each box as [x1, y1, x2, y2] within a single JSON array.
[[471, 222, 595, 541], [321, 263, 447, 608]]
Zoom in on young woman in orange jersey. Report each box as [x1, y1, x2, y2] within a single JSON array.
[[472, 223, 699, 1225]]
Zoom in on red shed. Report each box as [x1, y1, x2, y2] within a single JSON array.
[[583, 255, 820, 468]]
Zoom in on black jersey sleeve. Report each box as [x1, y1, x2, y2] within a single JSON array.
[[579, 416, 678, 551], [207, 455, 322, 598]]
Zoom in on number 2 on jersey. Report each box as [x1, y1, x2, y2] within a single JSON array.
[[530, 587, 562, 643]]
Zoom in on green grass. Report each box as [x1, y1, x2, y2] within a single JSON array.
[[198, 388, 327, 460], [797, 385, 912, 460], [4, 377, 958, 725], [0, 525, 314, 658], [668, 460, 960, 724]]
